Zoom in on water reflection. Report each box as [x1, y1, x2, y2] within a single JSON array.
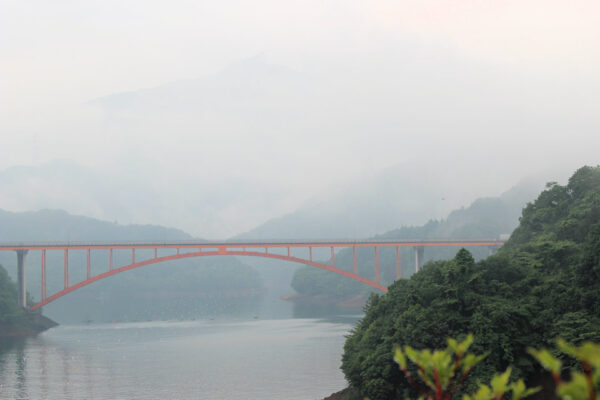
[[40, 340, 48, 399], [0, 337, 28, 399], [0, 335, 88, 400], [61, 350, 72, 400]]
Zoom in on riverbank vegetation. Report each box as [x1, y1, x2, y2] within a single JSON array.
[[0, 265, 56, 336], [0, 265, 23, 323], [340, 166, 600, 399]]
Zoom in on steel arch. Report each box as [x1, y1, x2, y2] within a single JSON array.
[[28, 249, 388, 310]]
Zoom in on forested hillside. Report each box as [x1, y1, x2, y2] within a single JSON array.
[[340, 166, 600, 399], [0, 265, 23, 323], [292, 179, 540, 298], [0, 209, 263, 323]]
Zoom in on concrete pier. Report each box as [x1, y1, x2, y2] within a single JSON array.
[[414, 246, 424, 272], [16, 250, 28, 308]]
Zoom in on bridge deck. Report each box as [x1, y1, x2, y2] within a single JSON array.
[[0, 239, 504, 250]]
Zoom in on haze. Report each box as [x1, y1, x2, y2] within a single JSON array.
[[1, 0, 599, 238]]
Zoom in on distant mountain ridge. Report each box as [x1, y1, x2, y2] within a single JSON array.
[[234, 166, 440, 240], [0, 158, 521, 242], [0, 208, 192, 242], [235, 168, 544, 241], [379, 177, 543, 240], [90, 54, 307, 114], [0, 159, 299, 239]]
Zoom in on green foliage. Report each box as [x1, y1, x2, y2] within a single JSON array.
[[462, 368, 540, 400], [342, 166, 600, 399], [391, 335, 539, 400], [529, 339, 600, 400], [388, 335, 600, 400], [395, 335, 482, 399], [463, 368, 540, 400], [0, 264, 24, 323]]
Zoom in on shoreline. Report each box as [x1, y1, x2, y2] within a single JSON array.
[[0, 313, 58, 338], [323, 387, 359, 400]]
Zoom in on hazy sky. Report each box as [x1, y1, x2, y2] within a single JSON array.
[[1, 1, 599, 237]]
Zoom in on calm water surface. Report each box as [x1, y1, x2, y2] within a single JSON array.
[[0, 316, 359, 400]]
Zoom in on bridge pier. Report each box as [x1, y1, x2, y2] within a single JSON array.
[[488, 245, 499, 256], [414, 246, 424, 272], [16, 250, 28, 308], [396, 246, 401, 280], [374, 246, 379, 284]]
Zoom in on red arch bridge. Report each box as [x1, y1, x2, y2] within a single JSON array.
[[1, 240, 503, 311]]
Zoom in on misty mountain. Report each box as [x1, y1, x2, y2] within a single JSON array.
[[235, 166, 545, 240], [3, 53, 577, 241], [91, 54, 308, 115], [0, 157, 504, 242], [0, 159, 298, 239], [84, 54, 524, 239], [379, 177, 544, 240], [235, 171, 438, 240], [0, 208, 191, 242]]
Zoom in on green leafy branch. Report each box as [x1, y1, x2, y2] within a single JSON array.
[[529, 339, 600, 400], [393, 334, 539, 400]]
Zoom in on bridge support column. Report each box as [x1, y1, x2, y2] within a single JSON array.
[[16, 250, 28, 308], [374, 247, 379, 284], [41, 249, 47, 301], [396, 246, 401, 280], [64, 249, 69, 289], [86, 249, 91, 279], [414, 246, 424, 272]]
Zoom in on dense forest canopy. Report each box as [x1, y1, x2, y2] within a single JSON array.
[[0, 265, 23, 323], [341, 166, 600, 399]]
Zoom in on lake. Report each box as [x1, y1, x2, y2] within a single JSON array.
[[0, 316, 359, 400]]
